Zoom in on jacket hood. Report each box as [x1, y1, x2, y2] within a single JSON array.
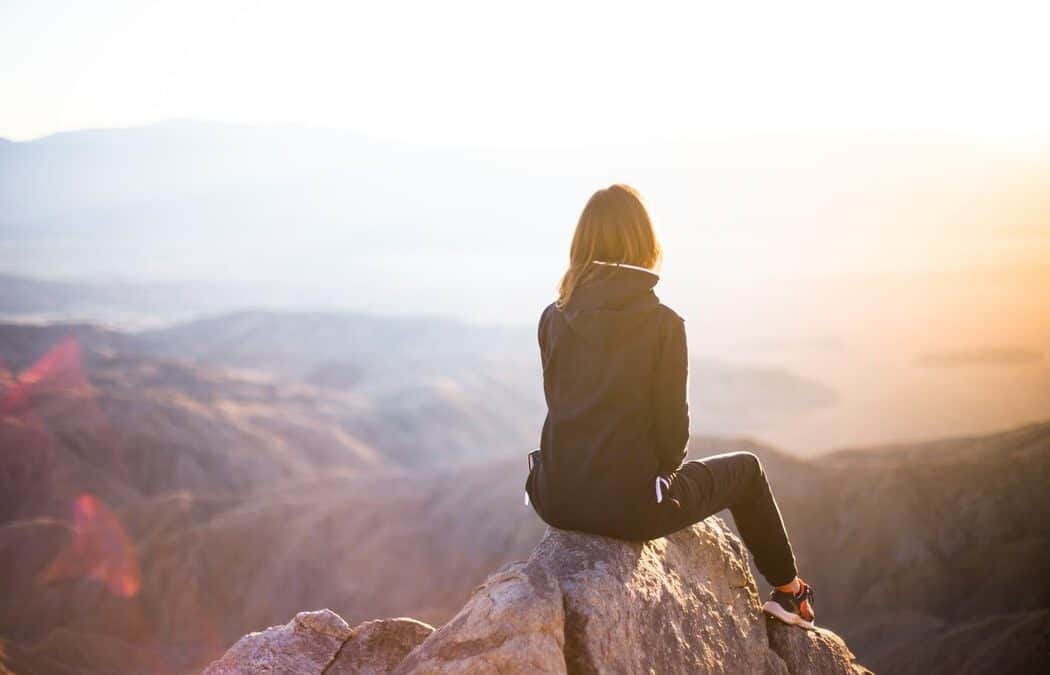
[[562, 263, 662, 345]]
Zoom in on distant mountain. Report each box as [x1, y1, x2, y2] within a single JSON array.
[[139, 309, 530, 376], [4, 120, 1049, 324], [0, 273, 299, 327], [0, 121, 576, 322]]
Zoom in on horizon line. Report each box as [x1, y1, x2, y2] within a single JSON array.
[[5, 117, 1050, 151]]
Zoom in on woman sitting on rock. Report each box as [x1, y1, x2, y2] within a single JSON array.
[[525, 183, 816, 629]]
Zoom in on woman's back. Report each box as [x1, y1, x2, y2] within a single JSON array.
[[530, 261, 689, 538]]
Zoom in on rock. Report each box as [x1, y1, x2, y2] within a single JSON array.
[[392, 560, 566, 674], [208, 518, 869, 674], [767, 618, 873, 675], [203, 609, 352, 674], [330, 618, 436, 675], [398, 518, 792, 674], [203, 610, 433, 675]]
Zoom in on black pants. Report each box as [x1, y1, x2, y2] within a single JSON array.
[[653, 452, 798, 587]]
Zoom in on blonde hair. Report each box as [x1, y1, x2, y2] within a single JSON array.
[[556, 184, 662, 308]]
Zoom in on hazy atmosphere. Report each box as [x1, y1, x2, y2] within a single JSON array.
[[2, 2, 1048, 674]]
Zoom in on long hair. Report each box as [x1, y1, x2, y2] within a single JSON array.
[[556, 184, 662, 308]]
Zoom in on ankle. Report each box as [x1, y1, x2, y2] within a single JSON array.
[[775, 577, 801, 595]]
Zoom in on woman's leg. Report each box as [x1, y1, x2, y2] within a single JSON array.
[[662, 451, 798, 588]]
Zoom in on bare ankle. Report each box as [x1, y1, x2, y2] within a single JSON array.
[[775, 577, 801, 595]]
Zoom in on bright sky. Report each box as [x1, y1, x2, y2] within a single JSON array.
[[2, 0, 1050, 146]]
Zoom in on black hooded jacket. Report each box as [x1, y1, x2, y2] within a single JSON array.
[[526, 262, 689, 538]]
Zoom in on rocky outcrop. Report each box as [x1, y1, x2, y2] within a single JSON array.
[[206, 518, 870, 674], [203, 610, 433, 675]]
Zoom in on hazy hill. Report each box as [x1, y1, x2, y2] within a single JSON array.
[[1, 313, 841, 464], [139, 309, 530, 378], [0, 336, 385, 526], [0, 273, 297, 327], [0, 317, 548, 469]]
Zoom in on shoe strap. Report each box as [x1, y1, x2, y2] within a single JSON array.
[[793, 581, 814, 605]]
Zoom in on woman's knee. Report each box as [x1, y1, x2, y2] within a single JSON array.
[[693, 451, 768, 495], [736, 451, 765, 478]]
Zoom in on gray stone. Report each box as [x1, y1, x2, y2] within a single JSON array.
[[330, 618, 435, 675], [767, 618, 874, 675], [393, 560, 567, 674], [203, 609, 352, 674]]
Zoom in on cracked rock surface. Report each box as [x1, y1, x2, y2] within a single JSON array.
[[205, 518, 869, 674]]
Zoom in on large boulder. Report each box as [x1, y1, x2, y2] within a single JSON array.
[[207, 518, 870, 674]]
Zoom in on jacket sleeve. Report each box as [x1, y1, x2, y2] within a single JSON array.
[[537, 305, 549, 361], [538, 303, 557, 367], [652, 312, 689, 475]]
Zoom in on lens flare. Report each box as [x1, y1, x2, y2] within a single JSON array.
[[1, 337, 88, 413], [38, 494, 142, 598]]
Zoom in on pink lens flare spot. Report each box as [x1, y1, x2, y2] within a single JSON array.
[[38, 493, 142, 598], [2, 337, 89, 412]]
